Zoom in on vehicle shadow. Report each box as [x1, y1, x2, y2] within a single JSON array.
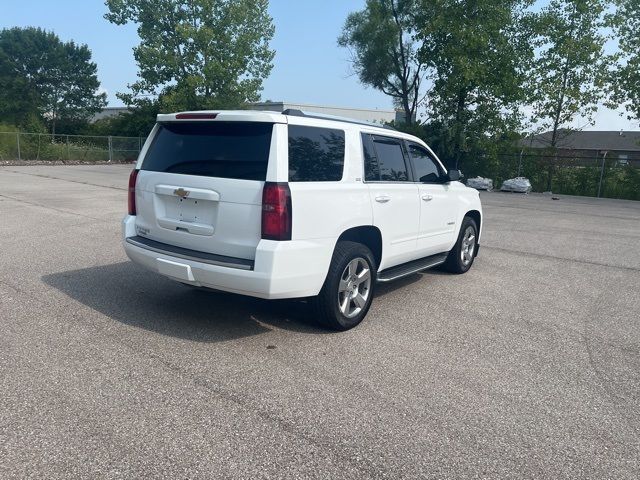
[[42, 261, 328, 343]]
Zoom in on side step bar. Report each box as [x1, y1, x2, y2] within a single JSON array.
[[377, 253, 448, 283]]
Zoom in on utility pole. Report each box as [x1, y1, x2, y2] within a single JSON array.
[[597, 150, 608, 198]]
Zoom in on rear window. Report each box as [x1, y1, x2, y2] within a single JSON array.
[[141, 122, 273, 180], [288, 125, 345, 182]]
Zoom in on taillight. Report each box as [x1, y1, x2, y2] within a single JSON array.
[[128, 169, 139, 215], [261, 182, 292, 241]]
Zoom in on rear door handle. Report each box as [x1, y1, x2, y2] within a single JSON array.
[[375, 195, 391, 203], [422, 194, 433, 202]]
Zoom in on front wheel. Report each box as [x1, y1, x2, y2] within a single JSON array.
[[311, 241, 376, 331], [442, 217, 478, 274]]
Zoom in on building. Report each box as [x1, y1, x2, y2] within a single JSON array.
[[91, 107, 129, 122], [524, 130, 640, 166], [91, 102, 406, 125]]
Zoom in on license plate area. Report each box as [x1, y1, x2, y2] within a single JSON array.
[[177, 197, 202, 223], [154, 185, 219, 236]]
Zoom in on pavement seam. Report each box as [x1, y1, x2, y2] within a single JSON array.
[[486, 223, 640, 241], [482, 245, 640, 273], [0, 169, 127, 192], [0, 194, 100, 220], [480, 201, 640, 221]]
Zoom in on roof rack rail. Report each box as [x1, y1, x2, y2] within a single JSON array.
[[282, 109, 396, 131]]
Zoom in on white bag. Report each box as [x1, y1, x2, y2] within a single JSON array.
[[467, 176, 494, 191], [501, 177, 532, 193]]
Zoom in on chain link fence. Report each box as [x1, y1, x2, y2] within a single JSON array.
[[0, 132, 145, 163], [466, 151, 640, 201], [2, 131, 638, 201]]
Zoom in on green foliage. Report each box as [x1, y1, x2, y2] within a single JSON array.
[[84, 102, 160, 137], [413, 0, 534, 169], [0, 27, 107, 134], [0, 126, 143, 163], [464, 149, 640, 201], [524, 0, 610, 191], [527, 0, 609, 144], [0, 132, 103, 162], [607, 0, 640, 123], [338, 0, 423, 125], [105, 0, 275, 111], [344, 1, 640, 202], [393, 120, 640, 201]]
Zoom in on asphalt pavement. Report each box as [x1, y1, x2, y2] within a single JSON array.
[[1, 164, 639, 479]]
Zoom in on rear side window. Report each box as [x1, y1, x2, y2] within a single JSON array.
[[370, 136, 409, 182], [362, 134, 380, 181], [288, 125, 345, 182], [142, 122, 273, 180]]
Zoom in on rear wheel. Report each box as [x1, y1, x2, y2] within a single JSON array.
[[442, 217, 478, 274], [312, 241, 376, 331]]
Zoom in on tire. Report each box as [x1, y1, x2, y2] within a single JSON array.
[[442, 217, 478, 274], [311, 241, 377, 331]]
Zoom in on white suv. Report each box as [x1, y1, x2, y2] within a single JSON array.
[[123, 109, 482, 330]]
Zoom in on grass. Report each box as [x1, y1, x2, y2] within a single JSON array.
[[0, 132, 140, 163]]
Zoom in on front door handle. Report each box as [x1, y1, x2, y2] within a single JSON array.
[[375, 195, 391, 203], [422, 194, 434, 202]]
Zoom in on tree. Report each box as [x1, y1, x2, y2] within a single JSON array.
[[608, 0, 640, 124], [105, 0, 275, 111], [338, 0, 424, 125], [525, 0, 609, 190], [414, 0, 534, 169], [0, 27, 106, 134], [84, 101, 160, 137], [528, 0, 609, 143]]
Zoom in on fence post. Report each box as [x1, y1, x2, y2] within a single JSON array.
[[16, 132, 21, 161], [66, 135, 70, 161], [597, 151, 608, 198], [108, 136, 113, 163], [517, 149, 524, 177]]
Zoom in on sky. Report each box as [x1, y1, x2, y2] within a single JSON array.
[[2, 0, 637, 132]]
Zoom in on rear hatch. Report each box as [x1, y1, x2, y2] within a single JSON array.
[[134, 118, 275, 261]]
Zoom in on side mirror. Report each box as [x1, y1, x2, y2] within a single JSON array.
[[447, 169, 461, 182]]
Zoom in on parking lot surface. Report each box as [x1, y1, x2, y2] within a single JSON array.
[[1, 164, 639, 479]]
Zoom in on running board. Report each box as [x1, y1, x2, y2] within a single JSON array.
[[376, 253, 448, 283]]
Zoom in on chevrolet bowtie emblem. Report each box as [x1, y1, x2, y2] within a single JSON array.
[[173, 188, 190, 198]]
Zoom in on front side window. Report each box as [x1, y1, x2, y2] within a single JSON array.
[[371, 137, 409, 181], [288, 125, 345, 182], [407, 142, 443, 183]]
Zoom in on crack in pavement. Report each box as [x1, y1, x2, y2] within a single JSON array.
[[0, 169, 127, 192], [482, 245, 640, 273], [0, 194, 100, 220]]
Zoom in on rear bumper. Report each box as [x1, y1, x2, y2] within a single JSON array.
[[122, 215, 333, 299]]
